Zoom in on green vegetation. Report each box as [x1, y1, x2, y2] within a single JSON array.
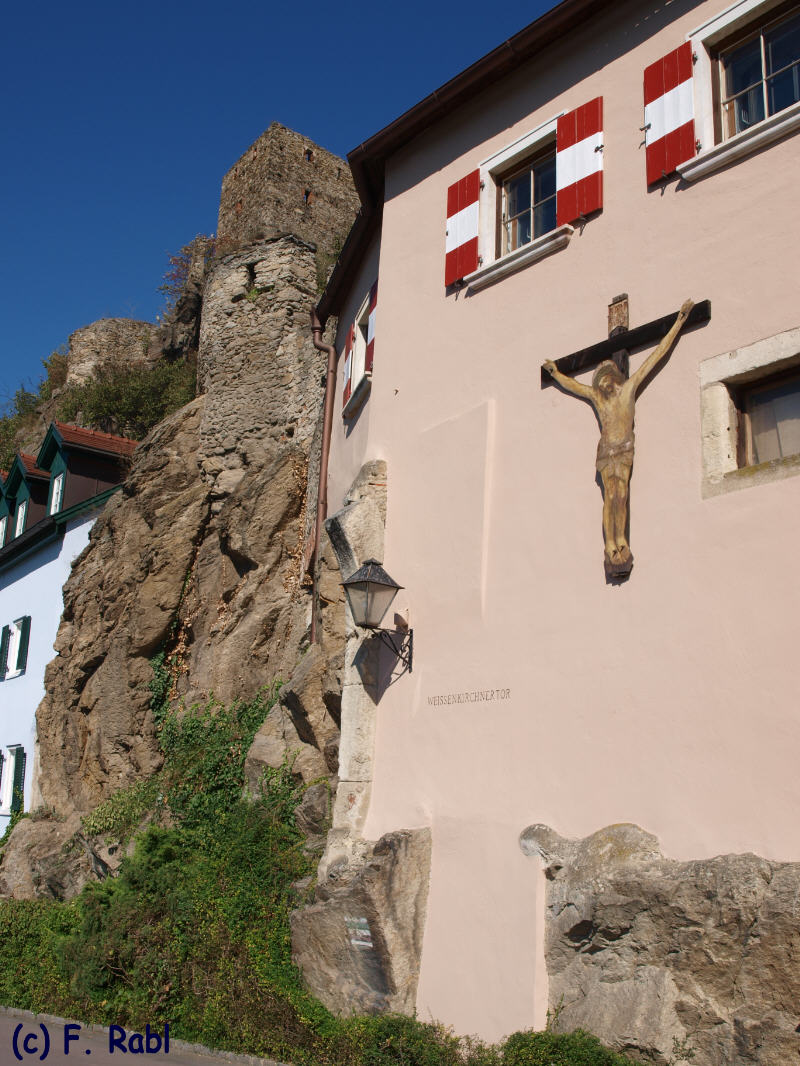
[[0, 349, 68, 470], [55, 356, 196, 441], [0, 350, 195, 469], [0, 673, 643, 1065]]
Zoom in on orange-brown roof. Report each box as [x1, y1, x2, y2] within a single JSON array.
[[20, 453, 51, 479], [54, 422, 138, 458]]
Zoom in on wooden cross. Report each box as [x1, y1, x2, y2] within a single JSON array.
[[541, 297, 711, 387]]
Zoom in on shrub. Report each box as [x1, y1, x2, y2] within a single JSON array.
[[55, 356, 196, 441]]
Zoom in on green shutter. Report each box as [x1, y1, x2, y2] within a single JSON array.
[[0, 626, 9, 680], [10, 748, 26, 814], [15, 617, 31, 674]]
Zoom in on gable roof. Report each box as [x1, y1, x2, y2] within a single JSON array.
[[20, 453, 51, 480], [36, 422, 138, 469], [53, 422, 138, 457]]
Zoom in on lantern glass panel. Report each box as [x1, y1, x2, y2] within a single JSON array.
[[364, 582, 397, 627]]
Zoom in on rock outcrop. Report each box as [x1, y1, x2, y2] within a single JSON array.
[[520, 823, 800, 1066], [291, 828, 432, 1016], [0, 131, 357, 899]]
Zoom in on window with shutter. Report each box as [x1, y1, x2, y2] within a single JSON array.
[[342, 283, 378, 419], [679, 1, 800, 182], [2, 617, 31, 680], [342, 325, 354, 410], [556, 97, 604, 225], [0, 626, 9, 681], [445, 170, 480, 286], [446, 102, 602, 293], [10, 747, 26, 815], [644, 42, 696, 184]]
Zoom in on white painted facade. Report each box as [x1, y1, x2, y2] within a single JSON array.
[[0, 513, 97, 829]]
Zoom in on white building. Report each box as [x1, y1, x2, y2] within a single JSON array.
[[0, 424, 136, 827]]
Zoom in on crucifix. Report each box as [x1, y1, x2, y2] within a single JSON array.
[[542, 296, 710, 579]]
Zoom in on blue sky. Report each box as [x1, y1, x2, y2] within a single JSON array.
[[0, 1, 556, 406]]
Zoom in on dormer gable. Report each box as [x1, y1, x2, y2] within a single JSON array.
[[36, 422, 136, 515], [4, 454, 51, 537]]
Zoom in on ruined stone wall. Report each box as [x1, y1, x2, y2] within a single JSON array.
[[66, 318, 160, 387], [216, 123, 359, 279]]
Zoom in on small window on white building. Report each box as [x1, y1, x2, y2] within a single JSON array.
[[14, 499, 27, 538], [0, 746, 26, 815], [50, 473, 64, 515], [0, 617, 31, 680]]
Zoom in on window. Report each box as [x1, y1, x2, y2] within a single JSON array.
[[0, 746, 26, 815], [0, 516, 6, 547], [446, 99, 602, 292], [681, 0, 800, 181], [50, 472, 64, 515], [14, 499, 27, 538], [342, 281, 377, 417], [0, 616, 31, 680], [500, 149, 557, 256], [700, 326, 800, 496], [734, 368, 800, 465], [718, 8, 800, 138]]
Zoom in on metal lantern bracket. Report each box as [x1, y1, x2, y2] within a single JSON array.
[[374, 627, 413, 673], [341, 559, 414, 673]]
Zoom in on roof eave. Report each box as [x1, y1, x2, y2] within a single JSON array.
[[319, 0, 608, 320]]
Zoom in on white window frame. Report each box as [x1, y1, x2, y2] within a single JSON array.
[[0, 746, 24, 816], [465, 115, 574, 293], [14, 499, 27, 538], [4, 618, 27, 680], [700, 325, 800, 496], [681, 0, 800, 180], [343, 293, 372, 418], [0, 515, 6, 547], [50, 472, 64, 515]]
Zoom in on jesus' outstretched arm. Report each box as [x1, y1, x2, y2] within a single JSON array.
[[628, 299, 695, 393], [542, 360, 595, 402]]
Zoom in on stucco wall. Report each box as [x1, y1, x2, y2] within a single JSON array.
[[0, 515, 96, 828], [327, 0, 800, 1041]]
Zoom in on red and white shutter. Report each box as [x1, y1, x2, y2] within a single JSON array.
[[342, 324, 354, 409], [365, 281, 378, 373], [556, 97, 603, 227], [644, 43, 695, 185], [445, 170, 480, 286]]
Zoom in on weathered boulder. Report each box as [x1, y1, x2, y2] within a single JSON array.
[[291, 828, 432, 1016], [0, 815, 96, 900], [520, 822, 800, 1066]]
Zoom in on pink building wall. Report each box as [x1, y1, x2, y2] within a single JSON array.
[[326, 0, 800, 1040]]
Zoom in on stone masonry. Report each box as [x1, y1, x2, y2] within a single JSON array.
[[216, 123, 359, 280], [66, 318, 160, 387]]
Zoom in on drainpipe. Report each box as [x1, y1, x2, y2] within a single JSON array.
[[309, 308, 338, 644]]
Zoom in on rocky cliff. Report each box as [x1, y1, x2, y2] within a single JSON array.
[[0, 127, 356, 899]]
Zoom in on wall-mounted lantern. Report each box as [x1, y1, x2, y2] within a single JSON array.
[[342, 559, 413, 672]]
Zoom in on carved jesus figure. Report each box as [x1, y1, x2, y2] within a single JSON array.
[[543, 299, 695, 572]]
